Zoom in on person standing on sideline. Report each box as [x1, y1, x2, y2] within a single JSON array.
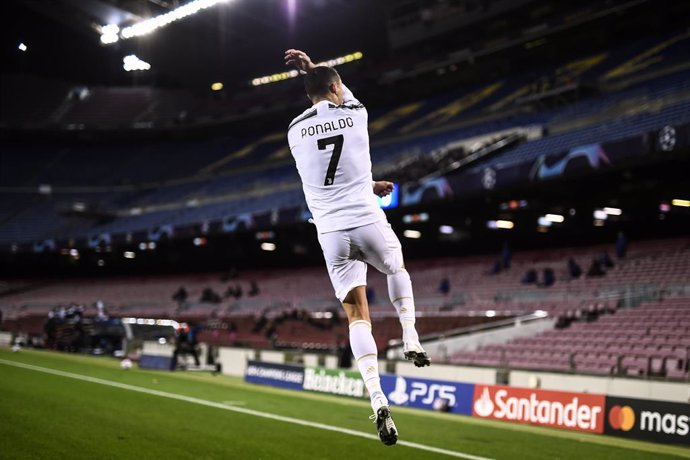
[[285, 49, 429, 446]]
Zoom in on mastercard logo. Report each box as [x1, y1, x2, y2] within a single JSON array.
[[609, 405, 636, 431]]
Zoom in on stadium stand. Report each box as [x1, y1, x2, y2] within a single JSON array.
[[2, 29, 690, 246], [2, 237, 688, 379]]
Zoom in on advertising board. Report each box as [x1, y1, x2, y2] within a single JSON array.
[[244, 360, 304, 391], [472, 385, 606, 433], [605, 396, 690, 445]]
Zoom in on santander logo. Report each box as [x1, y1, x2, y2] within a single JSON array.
[[474, 387, 495, 417], [472, 385, 605, 433]]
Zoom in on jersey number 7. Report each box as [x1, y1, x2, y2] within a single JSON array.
[[317, 134, 344, 186]]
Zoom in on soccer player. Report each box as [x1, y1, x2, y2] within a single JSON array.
[[285, 49, 430, 446]]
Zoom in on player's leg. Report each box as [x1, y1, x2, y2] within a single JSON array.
[[317, 230, 397, 445], [354, 221, 430, 367], [341, 287, 386, 410], [342, 286, 397, 446]]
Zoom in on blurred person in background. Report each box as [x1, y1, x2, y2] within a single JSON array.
[[170, 323, 200, 370], [587, 257, 606, 277], [501, 242, 512, 270], [567, 257, 582, 278], [172, 286, 188, 309], [599, 251, 615, 269], [439, 276, 450, 295], [616, 232, 628, 259]]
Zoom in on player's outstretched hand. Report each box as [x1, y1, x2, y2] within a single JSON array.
[[374, 181, 394, 197], [285, 49, 316, 73]]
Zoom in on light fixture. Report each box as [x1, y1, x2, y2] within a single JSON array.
[[438, 225, 454, 234], [251, 52, 364, 86], [18, 42, 27, 52], [124, 251, 136, 259], [402, 212, 429, 224], [593, 210, 608, 220], [537, 217, 552, 227], [100, 25, 119, 44], [261, 242, 277, 251], [544, 214, 564, 223], [211, 82, 223, 91], [403, 229, 422, 239], [671, 199, 690, 207], [487, 220, 514, 230], [603, 207, 622, 216], [101, 0, 230, 44], [123, 55, 151, 72]]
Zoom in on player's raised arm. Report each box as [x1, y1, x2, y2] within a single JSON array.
[[284, 49, 316, 73], [285, 49, 359, 105]]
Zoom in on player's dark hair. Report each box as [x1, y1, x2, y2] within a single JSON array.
[[303, 66, 340, 99]]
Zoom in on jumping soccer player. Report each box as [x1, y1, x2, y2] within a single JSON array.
[[285, 49, 430, 446]]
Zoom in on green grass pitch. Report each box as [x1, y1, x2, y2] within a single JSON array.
[[0, 348, 688, 460]]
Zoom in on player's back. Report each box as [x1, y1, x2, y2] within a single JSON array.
[[288, 99, 384, 233]]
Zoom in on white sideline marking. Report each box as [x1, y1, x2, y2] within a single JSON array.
[[0, 358, 492, 460], [221, 400, 247, 406]]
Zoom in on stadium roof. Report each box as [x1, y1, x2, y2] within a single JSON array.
[[2, 0, 386, 90]]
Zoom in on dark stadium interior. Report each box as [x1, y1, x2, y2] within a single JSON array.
[[1, 0, 690, 410]]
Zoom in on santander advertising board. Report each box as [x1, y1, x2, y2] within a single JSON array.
[[473, 385, 606, 433]]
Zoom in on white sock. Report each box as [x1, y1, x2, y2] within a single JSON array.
[[387, 269, 419, 343], [349, 320, 388, 412]]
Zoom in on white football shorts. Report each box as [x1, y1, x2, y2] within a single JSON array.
[[317, 220, 404, 302]]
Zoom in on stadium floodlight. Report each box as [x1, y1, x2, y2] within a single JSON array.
[[261, 242, 277, 251], [593, 209, 608, 220], [121, 0, 229, 40], [487, 220, 514, 230], [123, 55, 151, 72], [100, 24, 120, 44], [251, 51, 364, 86], [544, 213, 564, 223], [537, 217, 552, 227], [672, 198, 690, 207], [603, 207, 622, 216], [18, 42, 27, 52], [402, 212, 429, 224], [403, 229, 422, 239], [100, 0, 230, 44]]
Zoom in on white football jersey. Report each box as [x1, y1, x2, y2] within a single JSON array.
[[288, 84, 386, 233]]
